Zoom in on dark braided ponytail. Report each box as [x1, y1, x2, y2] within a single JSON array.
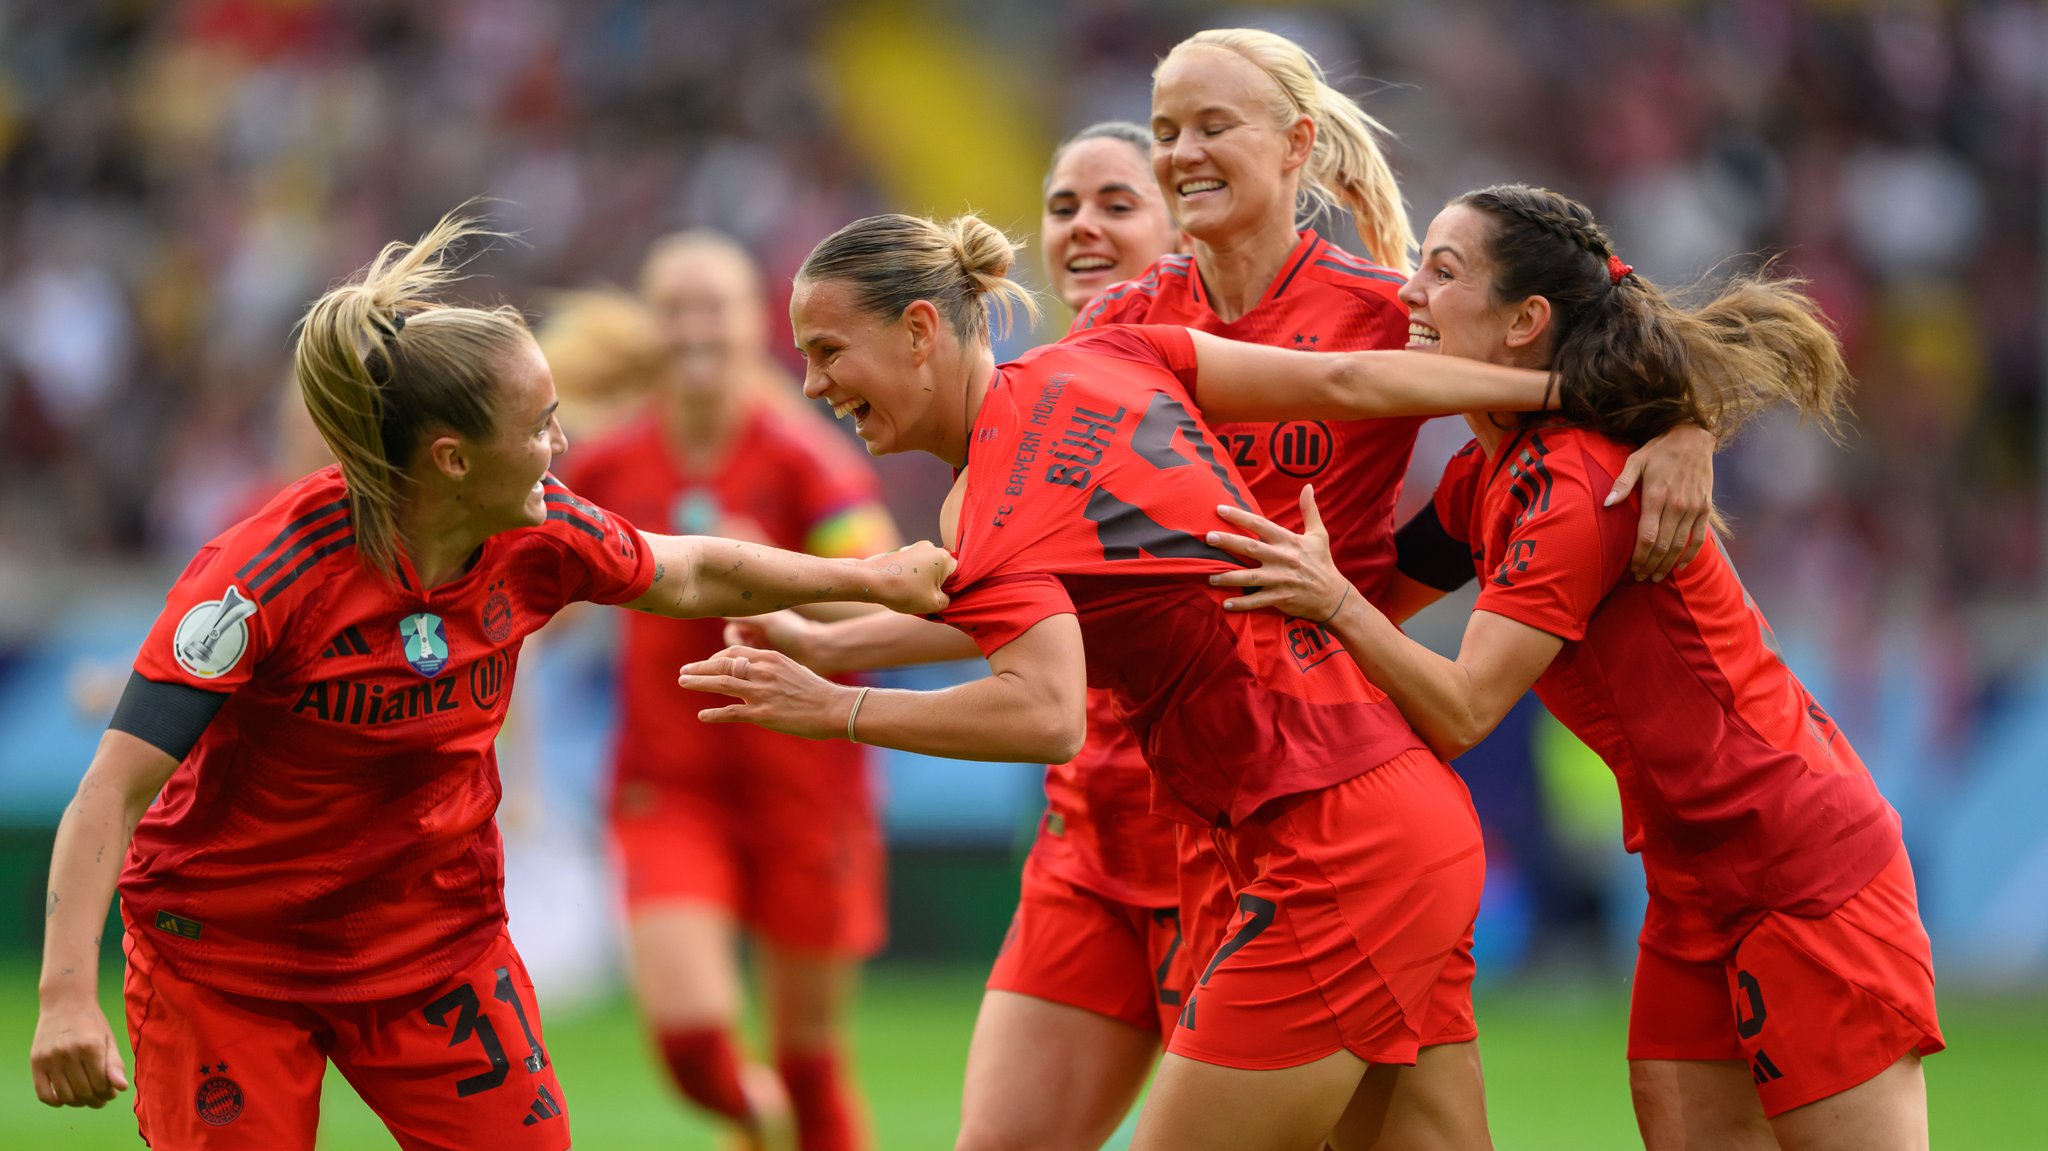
[[1455, 184, 1850, 447]]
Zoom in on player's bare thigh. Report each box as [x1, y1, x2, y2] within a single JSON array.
[[1131, 1048, 1366, 1151], [1769, 1053, 1926, 1151], [957, 990, 1159, 1151], [1329, 1040, 1493, 1151], [625, 901, 742, 1027], [1629, 1059, 1776, 1151]]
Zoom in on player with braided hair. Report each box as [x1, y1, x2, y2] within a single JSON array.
[[1209, 184, 1939, 1151]]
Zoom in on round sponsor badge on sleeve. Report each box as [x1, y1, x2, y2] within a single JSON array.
[[172, 586, 257, 679]]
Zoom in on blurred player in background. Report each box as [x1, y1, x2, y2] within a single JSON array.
[[26, 210, 951, 1151], [1209, 184, 1941, 1151], [686, 209, 1565, 1149], [560, 232, 900, 1151]]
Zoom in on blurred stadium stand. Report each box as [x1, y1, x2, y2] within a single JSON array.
[[2, 0, 2043, 982]]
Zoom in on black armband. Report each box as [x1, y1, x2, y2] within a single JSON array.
[[108, 672, 228, 760], [1394, 504, 1477, 593]]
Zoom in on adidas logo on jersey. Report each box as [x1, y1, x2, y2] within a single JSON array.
[[320, 625, 371, 658], [1751, 1050, 1784, 1084], [521, 1084, 564, 1126]]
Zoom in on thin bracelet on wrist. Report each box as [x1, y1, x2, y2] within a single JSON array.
[[1319, 585, 1352, 626], [846, 685, 873, 743]]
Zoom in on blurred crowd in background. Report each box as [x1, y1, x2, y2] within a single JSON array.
[[3, 0, 2045, 974]]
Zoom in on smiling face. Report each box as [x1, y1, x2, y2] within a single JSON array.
[[1149, 45, 1306, 245], [789, 277, 935, 457], [467, 336, 567, 529], [1041, 136, 1182, 310], [642, 241, 763, 400], [1400, 204, 1533, 366]]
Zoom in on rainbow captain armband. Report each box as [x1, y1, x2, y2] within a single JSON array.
[[805, 505, 897, 560]]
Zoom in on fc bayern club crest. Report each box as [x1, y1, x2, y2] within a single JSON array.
[[194, 1063, 243, 1126], [481, 580, 514, 644], [399, 612, 450, 677]]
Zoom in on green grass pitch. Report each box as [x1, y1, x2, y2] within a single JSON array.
[[6, 963, 2043, 1148]]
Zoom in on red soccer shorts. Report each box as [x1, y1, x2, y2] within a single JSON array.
[[608, 745, 884, 956], [124, 927, 567, 1150], [984, 849, 1191, 1039], [1626, 844, 1944, 1117], [1166, 749, 1485, 1070]]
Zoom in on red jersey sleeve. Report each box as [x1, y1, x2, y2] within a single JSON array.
[[132, 542, 297, 692], [535, 474, 658, 607], [1065, 324, 1200, 391], [1394, 440, 1488, 594], [933, 572, 1076, 657], [1431, 439, 1487, 545], [1470, 434, 1632, 642]]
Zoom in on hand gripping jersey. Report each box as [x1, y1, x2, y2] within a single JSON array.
[[563, 401, 882, 792], [1046, 232, 1417, 901], [120, 468, 655, 1001], [1432, 429, 1902, 958], [937, 325, 1427, 827]]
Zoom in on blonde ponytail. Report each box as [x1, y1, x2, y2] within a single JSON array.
[[293, 206, 531, 577], [1166, 29, 1415, 271]]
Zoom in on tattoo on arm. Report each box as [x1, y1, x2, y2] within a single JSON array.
[[45, 891, 56, 919], [652, 561, 665, 585]]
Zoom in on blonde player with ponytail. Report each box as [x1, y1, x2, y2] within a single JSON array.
[[28, 208, 951, 1149]]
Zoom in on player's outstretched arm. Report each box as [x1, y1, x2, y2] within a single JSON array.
[[1207, 487, 1562, 760], [1185, 328, 1556, 423], [725, 610, 985, 677], [31, 730, 176, 1109], [681, 614, 1085, 764], [628, 535, 953, 620]]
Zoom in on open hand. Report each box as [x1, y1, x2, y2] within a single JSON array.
[[723, 611, 837, 674], [1204, 486, 1355, 622], [678, 646, 852, 740], [1607, 422, 1714, 581]]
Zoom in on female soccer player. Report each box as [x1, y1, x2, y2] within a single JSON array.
[[1041, 120, 1186, 316], [685, 209, 1558, 1151], [1079, 28, 1715, 1142], [728, 120, 1193, 1150], [1205, 184, 1941, 1151], [26, 210, 950, 1151], [564, 231, 901, 1151]]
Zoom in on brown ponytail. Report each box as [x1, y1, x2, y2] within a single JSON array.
[[1456, 184, 1851, 447], [294, 207, 531, 577]]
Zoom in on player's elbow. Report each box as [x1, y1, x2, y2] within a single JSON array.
[[1011, 679, 1086, 765]]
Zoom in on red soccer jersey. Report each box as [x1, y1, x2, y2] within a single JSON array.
[[1432, 428, 1902, 958], [120, 467, 656, 1001], [937, 325, 1428, 828], [1042, 233, 1416, 903], [563, 401, 882, 791]]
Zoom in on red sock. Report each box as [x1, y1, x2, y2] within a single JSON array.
[[778, 1047, 864, 1151], [657, 1027, 752, 1122]]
